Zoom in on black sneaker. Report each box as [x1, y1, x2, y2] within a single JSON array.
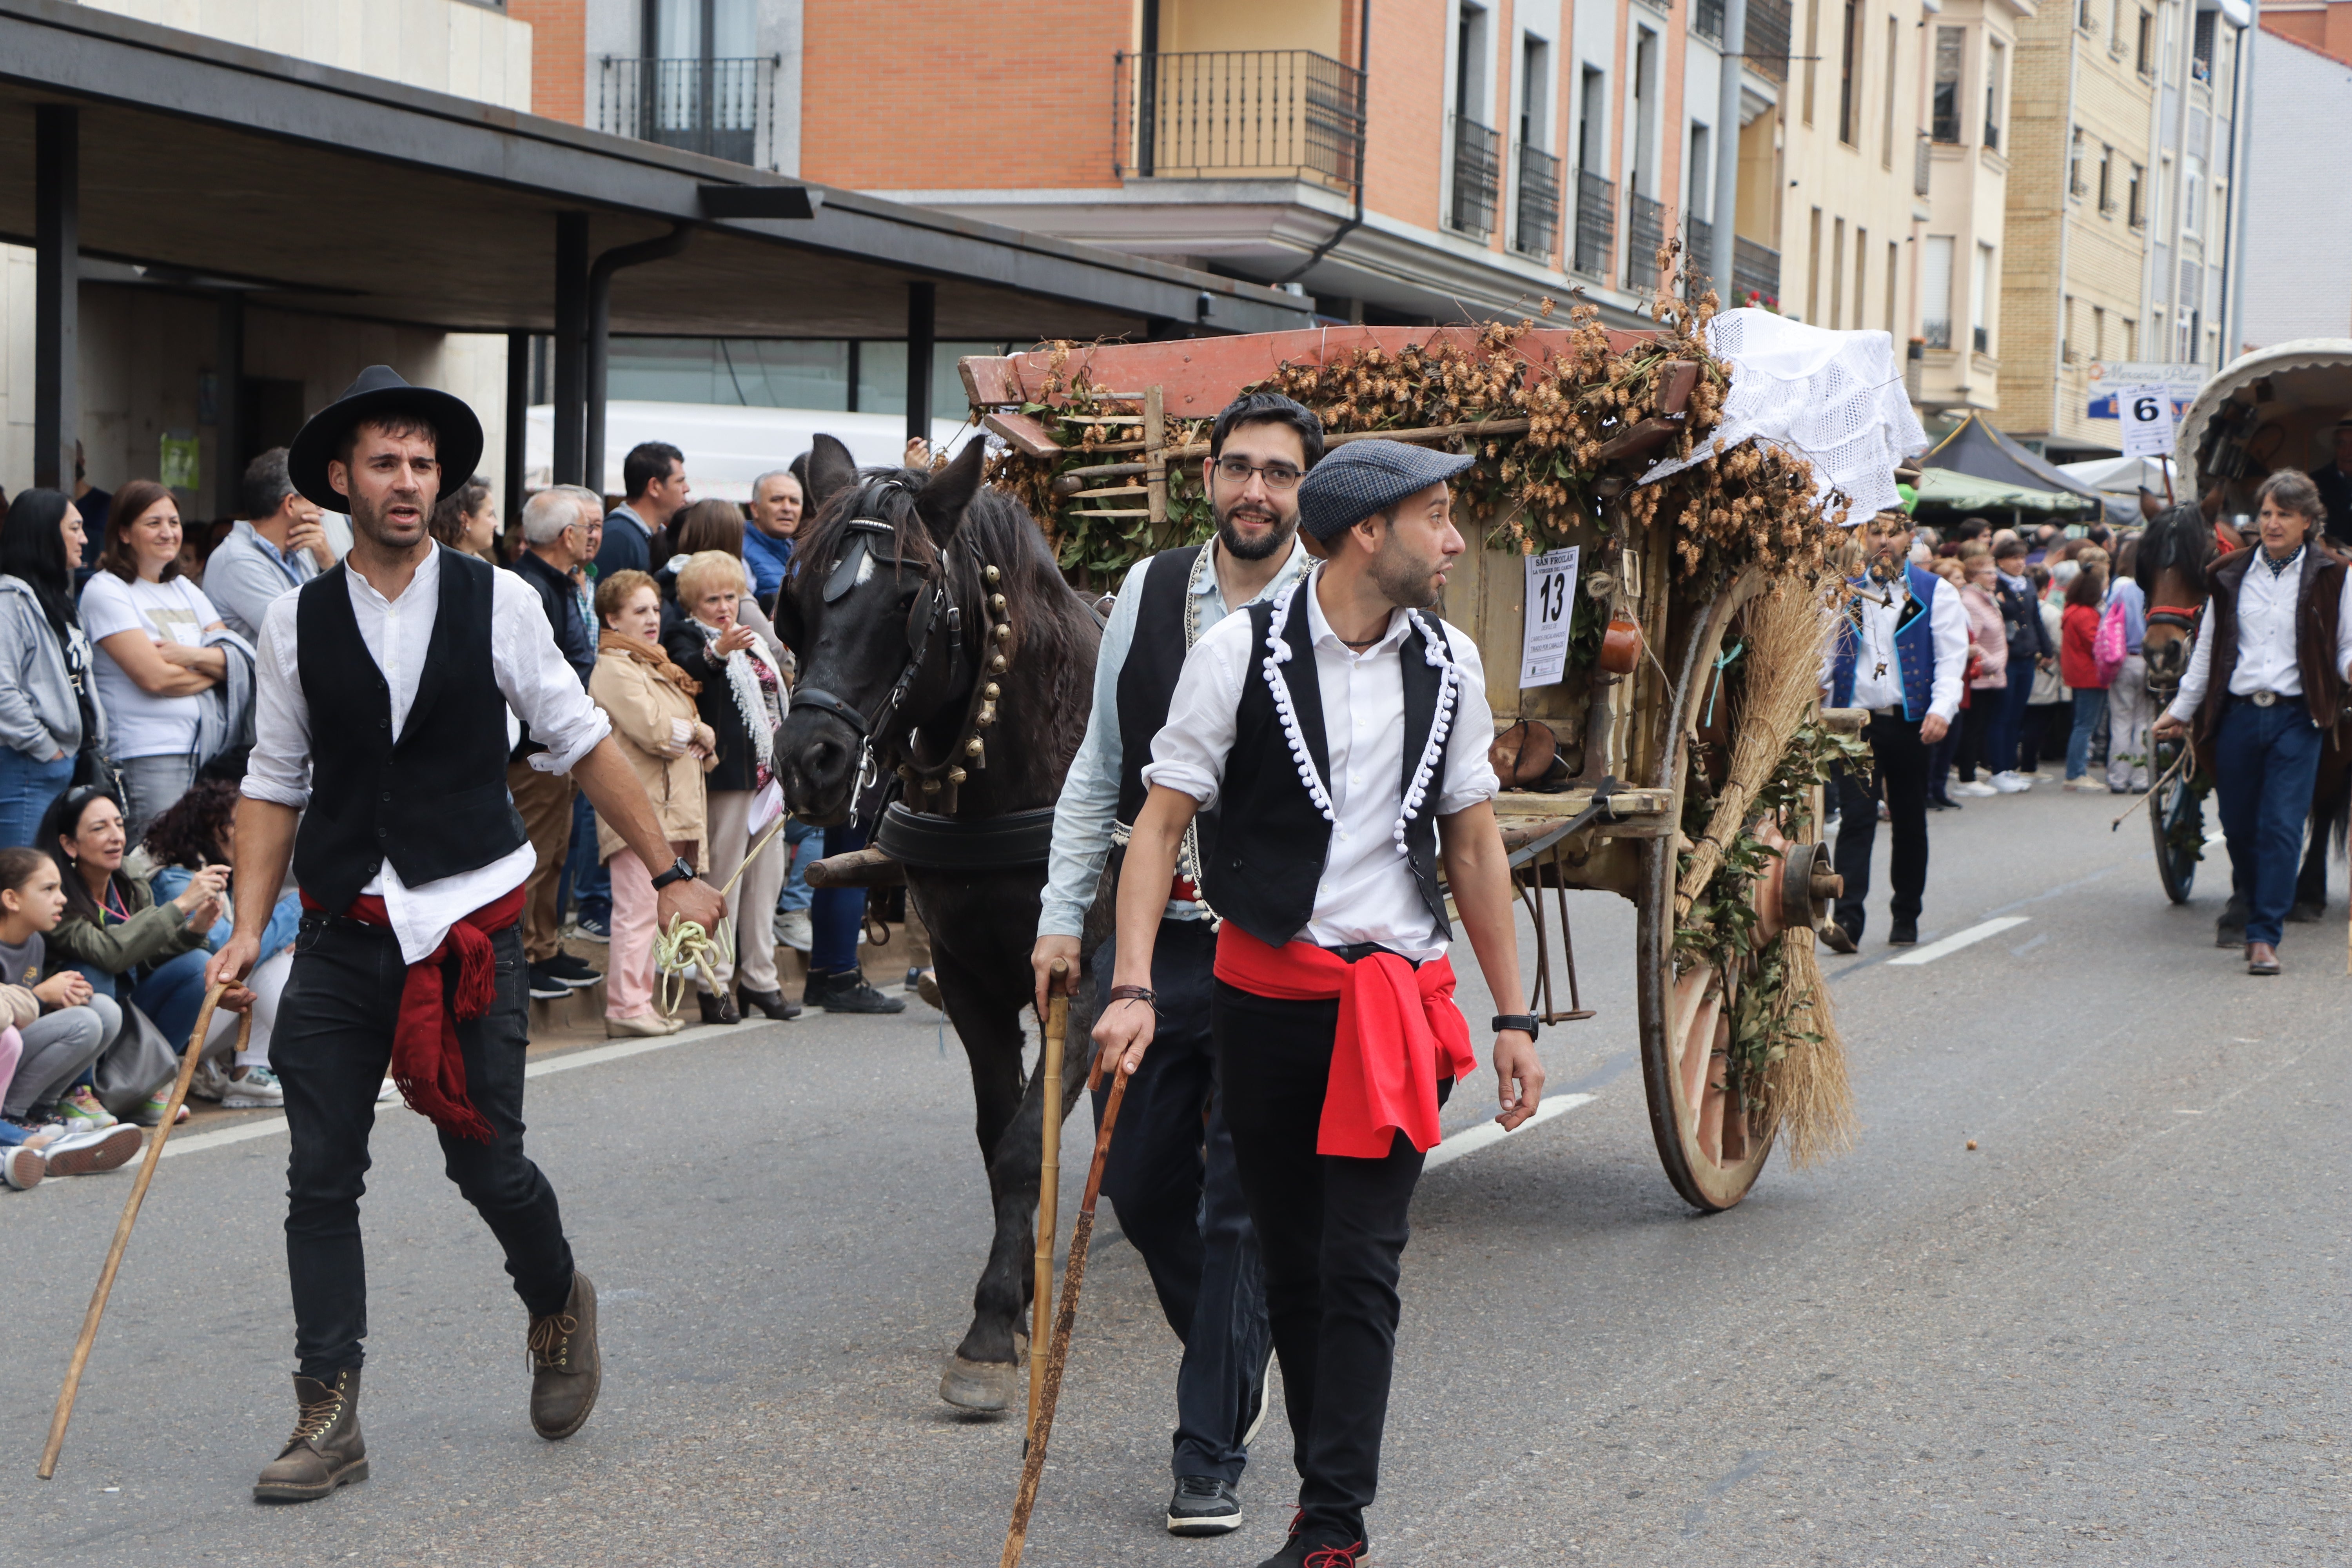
[[1167, 1475, 1242, 1536], [803, 968, 907, 1014], [524, 962, 571, 1001], [1256, 1536, 1365, 1568], [542, 952, 602, 989], [1889, 919, 1918, 946]]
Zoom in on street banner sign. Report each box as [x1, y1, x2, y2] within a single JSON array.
[[2116, 386, 2178, 459], [2086, 359, 2203, 420]]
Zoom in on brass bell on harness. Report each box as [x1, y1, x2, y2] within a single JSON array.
[[992, 622, 1013, 644], [976, 703, 996, 729], [989, 653, 1008, 673], [921, 776, 942, 793], [965, 736, 985, 760], [984, 682, 1000, 700], [989, 593, 1009, 615], [948, 766, 967, 785], [983, 565, 1000, 586]]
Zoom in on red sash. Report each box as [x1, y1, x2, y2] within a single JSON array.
[[299, 886, 524, 1143], [1213, 923, 1478, 1158]]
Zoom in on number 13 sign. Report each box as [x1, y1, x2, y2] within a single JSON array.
[[1520, 546, 1582, 688]]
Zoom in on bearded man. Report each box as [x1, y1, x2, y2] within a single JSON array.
[[1028, 392, 1320, 1536]]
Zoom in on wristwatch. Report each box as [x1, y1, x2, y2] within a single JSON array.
[[1492, 1013, 1542, 1040], [649, 856, 697, 891]]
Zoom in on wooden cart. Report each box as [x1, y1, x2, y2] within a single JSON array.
[[956, 326, 1855, 1212]]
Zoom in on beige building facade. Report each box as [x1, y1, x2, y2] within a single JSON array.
[[1914, 0, 2031, 415]]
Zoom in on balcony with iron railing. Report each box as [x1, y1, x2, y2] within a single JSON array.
[[1626, 191, 1668, 288], [1449, 115, 1502, 239], [1685, 214, 1713, 286], [1114, 50, 1366, 192], [598, 54, 777, 167], [1745, 0, 1793, 82], [1732, 236, 1780, 307], [1574, 170, 1616, 279], [1514, 144, 1561, 261]]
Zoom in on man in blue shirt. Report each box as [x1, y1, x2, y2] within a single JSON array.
[[742, 467, 801, 604], [593, 441, 689, 579], [205, 448, 337, 641]]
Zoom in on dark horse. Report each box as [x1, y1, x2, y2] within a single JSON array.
[[2138, 499, 2352, 929], [775, 434, 1103, 1411]]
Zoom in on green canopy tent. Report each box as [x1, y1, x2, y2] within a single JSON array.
[[1911, 466, 2098, 516], [1917, 413, 2103, 521]]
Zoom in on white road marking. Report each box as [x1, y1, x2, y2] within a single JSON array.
[[159, 1021, 740, 1160], [1423, 1093, 1597, 1170], [1886, 916, 2031, 966]]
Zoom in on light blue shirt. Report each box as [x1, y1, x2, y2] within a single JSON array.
[[1037, 537, 1312, 939], [2106, 575, 2146, 654]]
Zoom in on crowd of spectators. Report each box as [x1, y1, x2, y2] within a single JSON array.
[[0, 427, 900, 1192]]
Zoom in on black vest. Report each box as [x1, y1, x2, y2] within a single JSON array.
[[1199, 582, 1456, 950], [291, 550, 530, 913], [1116, 544, 1207, 824]]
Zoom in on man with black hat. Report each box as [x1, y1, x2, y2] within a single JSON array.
[[1029, 390, 1319, 1537], [1094, 439, 1545, 1568], [205, 367, 727, 1502]]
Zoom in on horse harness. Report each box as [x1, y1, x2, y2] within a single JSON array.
[[791, 514, 1016, 819]]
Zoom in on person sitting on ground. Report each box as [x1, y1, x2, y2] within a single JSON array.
[[142, 779, 304, 1108], [0, 845, 143, 1180], [589, 570, 715, 1039], [41, 784, 225, 1128]]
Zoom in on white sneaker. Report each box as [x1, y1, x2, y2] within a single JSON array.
[[40, 1122, 143, 1176], [221, 1065, 286, 1109], [2, 1144, 44, 1190], [1951, 780, 1998, 797], [1991, 771, 2031, 793], [773, 909, 813, 952]]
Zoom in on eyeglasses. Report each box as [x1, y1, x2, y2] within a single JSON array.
[[1213, 457, 1303, 492]]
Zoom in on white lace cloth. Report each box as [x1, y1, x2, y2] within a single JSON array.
[[1639, 309, 1927, 523]]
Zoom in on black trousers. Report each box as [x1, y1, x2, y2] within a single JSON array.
[[274, 913, 575, 1381], [1093, 918, 1270, 1484], [1214, 979, 1448, 1549], [1834, 710, 1930, 940]]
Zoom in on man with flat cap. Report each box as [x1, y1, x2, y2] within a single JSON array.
[[1094, 438, 1546, 1568], [205, 367, 727, 1502]]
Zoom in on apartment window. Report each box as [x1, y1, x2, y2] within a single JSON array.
[[2109, 0, 2127, 56], [1456, 4, 1490, 121], [2098, 144, 2116, 214], [1886, 240, 1899, 330], [2124, 318, 2137, 358], [1688, 122, 1712, 217], [1854, 227, 1869, 331], [2062, 296, 2074, 363], [1803, 0, 1820, 124], [1984, 41, 2005, 150], [2127, 162, 2146, 227], [1838, 0, 1862, 145], [2154, 152, 2169, 231], [2136, 9, 2156, 76], [2078, 0, 2094, 34], [1931, 27, 1964, 142], [1807, 206, 1824, 321], [2069, 126, 2087, 198], [2182, 152, 2204, 234], [2093, 304, 2106, 358], [1521, 35, 1550, 149], [1922, 234, 1954, 347], [1883, 18, 1900, 167], [1632, 27, 1660, 196], [2192, 9, 2215, 80], [1830, 217, 1846, 327], [1973, 243, 1993, 353], [1578, 67, 1606, 171], [1450, 4, 1499, 238]]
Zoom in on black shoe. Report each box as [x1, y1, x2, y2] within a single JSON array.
[[542, 952, 602, 989], [2287, 900, 2326, 924], [738, 987, 802, 1021], [524, 962, 570, 1002], [1256, 1537, 1365, 1568], [1820, 922, 1857, 955], [804, 968, 908, 1014], [1889, 920, 1918, 946], [697, 990, 741, 1026], [1167, 1475, 1243, 1536]]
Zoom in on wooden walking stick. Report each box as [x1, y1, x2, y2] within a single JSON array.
[[998, 1046, 1133, 1568], [1027, 958, 1070, 1446], [39, 982, 246, 1480]]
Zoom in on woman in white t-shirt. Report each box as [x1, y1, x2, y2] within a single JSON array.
[[77, 481, 227, 841]]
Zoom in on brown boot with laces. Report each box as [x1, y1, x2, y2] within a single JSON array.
[[527, 1270, 601, 1439], [253, 1368, 367, 1503]]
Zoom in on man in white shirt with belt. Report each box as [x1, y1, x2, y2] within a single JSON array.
[[1822, 508, 1970, 949], [2153, 470, 2352, 974], [205, 368, 725, 1503], [1095, 440, 1544, 1568]]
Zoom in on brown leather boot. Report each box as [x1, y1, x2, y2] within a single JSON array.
[[527, 1270, 601, 1439], [253, 1368, 367, 1503]]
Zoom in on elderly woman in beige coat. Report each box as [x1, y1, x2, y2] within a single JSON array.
[[589, 569, 715, 1038]]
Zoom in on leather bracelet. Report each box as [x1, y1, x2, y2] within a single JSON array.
[[1107, 984, 1157, 1011]]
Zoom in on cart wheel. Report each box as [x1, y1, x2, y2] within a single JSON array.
[[2149, 733, 2202, 904]]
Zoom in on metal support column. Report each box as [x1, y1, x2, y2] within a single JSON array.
[[505, 330, 530, 535], [1710, 0, 1747, 295], [906, 281, 936, 448], [213, 292, 244, 517], [34, 105, 78, 492], [552, 212, 590, 487]]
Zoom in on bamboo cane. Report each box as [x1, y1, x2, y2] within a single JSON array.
[[1027, 958, 1070, 1445], [999, 1054, 1133, 1568], [40, 982, 247, 1479]]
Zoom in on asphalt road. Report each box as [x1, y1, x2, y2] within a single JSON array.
[[5, 777, 2350, 1567]]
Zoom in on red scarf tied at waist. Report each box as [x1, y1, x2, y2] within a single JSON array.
[[299, 886, 524, 1143], [1214, 923, 1479, 1158]]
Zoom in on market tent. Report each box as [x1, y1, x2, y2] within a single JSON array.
[[1922, 413, 2102, 516], [1912, 466, 2093, 514]]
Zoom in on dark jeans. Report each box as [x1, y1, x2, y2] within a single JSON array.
[[1214, 978, 1448, 1550], [1834, 710, 1930, 941], [2065, 687, 2110, 780], [557, 791, 609, 928], [1986, 661, 2035, 775], [1955, 689, 1998, 780], [2215, 697, 2324, 947], [1926, 725, 1960, 802], [274, 913, 575, 1380], [1091, 918, 1269, 1485], [2020, 701, 2066, 772], [809, 820, 869, 974]]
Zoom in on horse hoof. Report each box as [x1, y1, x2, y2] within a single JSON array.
[[939, 1354, 1021, 1413]]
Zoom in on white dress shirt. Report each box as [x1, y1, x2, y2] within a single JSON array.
[[2165, 545, 2352, 722], [1142, 568, 1500, 960], [1038, 538, 1312, 940], [1835, 571, 1969, 722], [242, 544, 612, 962]]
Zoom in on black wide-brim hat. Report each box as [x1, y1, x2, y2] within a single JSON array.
[[287, 365, 485, 512]]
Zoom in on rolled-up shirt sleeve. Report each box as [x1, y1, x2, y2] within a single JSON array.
[[1433, 626, 1501, 815], [1038, 556, 1151, 940], [492, 571, 611, 772], [241, 595, 313, 809], [1140, 605, 1254, 809]]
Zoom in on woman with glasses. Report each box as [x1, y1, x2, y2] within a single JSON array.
[[0, 489, 105, 851]]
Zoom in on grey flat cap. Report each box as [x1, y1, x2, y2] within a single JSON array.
[[1294, 439, 1476, 542]]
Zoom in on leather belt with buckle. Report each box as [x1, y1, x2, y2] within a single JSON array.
[[2244, 690, 2282, 708]]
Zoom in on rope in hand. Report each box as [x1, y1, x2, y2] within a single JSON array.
[[651, 814, 794, 1017]]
